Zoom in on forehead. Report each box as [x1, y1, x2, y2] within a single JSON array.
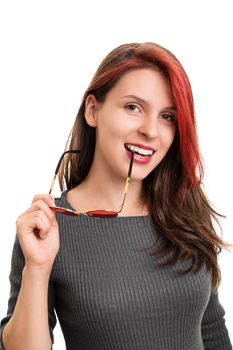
[[107, 68, 174, 105]]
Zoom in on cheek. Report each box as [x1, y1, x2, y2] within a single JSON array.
[[100, 117, 134, 139], [97, 104, 140, 139], [161, 126, 176, 149], [96, 119, 126, 146]]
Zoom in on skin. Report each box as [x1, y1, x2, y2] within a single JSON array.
[[2, 68, 176, 349], [68, 68, 177, 215], [2, 194, 59, 350]]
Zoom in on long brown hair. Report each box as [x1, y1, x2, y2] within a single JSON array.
[[58, 42, 228, 292]]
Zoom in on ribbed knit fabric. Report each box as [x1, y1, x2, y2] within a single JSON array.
[[1, 190, 232, 350]]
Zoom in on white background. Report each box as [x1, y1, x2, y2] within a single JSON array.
[[0, 1, 232, 348]]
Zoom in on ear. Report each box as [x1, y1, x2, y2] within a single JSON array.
[[84, 94, 98, 127]]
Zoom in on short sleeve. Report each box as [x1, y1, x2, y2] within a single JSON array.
[[0, 236, 57, 349], [201, 291, 232, 349]]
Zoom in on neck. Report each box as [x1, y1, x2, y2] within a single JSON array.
[[68, 161, 148, 216]]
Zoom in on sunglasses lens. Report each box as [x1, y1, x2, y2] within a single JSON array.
[[86, 210, 118, 218], [50, 207, 118, 218], [50, 206, 78, 217]]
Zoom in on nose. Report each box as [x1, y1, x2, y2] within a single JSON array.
[[137, 116, 159, 139]]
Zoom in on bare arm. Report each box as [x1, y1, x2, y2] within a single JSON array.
[[2, 195, 59, 350]]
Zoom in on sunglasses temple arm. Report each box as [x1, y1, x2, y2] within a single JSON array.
[[118, 177, 130, 213], [49, 175, 56, 195], [48, 150, 81, 195], [118, 152, 134, 213]]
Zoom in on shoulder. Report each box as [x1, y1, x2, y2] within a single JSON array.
[[54, 190, 71, 209]]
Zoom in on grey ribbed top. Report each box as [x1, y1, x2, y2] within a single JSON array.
[[1, 191, 232, 350]]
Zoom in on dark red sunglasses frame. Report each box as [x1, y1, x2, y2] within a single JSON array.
[[48, 150, 134, 218]]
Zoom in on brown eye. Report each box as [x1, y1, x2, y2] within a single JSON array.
[[161, 113, 176, 122], [126, 104, 141, 113]]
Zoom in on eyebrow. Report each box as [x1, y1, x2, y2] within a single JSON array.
[[122, 94, 177, 112]]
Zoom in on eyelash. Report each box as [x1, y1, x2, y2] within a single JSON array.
[[125, 104, 176, 123], [125, 104, 141, 113], [161, 113, 176, 123]]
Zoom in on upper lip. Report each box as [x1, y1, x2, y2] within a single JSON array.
[[124, 143, 155, 152]]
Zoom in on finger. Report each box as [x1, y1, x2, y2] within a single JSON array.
[[16, 210, 54, 240], [31, 194, 54, 206], [18, 198, 55, 221], [17, 210, 51, 234], [17, 216, 48, 240]]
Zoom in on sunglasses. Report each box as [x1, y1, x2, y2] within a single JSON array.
[[48, 150, 134, 218]]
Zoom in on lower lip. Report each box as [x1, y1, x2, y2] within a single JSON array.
[[125, 149, 154, 164]]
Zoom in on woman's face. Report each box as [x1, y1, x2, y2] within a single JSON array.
[[85, 68, 177, 182]]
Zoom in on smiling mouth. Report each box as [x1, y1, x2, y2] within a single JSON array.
[[124, 144, 155, 157]]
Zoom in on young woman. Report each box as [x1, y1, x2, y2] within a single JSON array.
[[0, 42, 232, 350]]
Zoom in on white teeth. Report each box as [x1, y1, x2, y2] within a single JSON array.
[[125, 144, 154, 156]]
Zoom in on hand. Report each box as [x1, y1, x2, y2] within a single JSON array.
[[16, 194, 60, 273]]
